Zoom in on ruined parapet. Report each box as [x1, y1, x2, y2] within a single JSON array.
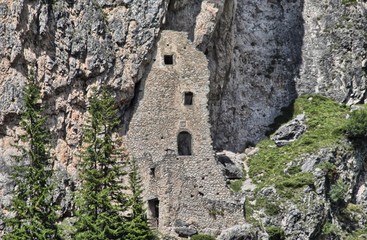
[[127, 30, 244, 238]]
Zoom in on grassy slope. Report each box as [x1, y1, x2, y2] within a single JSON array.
[[248, 94, 349, 196], [245, 94, 359, 238]]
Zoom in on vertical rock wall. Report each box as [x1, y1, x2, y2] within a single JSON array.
[[206, 0, 303, 152], [205, 0, 367, 152], [298, 1, 367, 105]]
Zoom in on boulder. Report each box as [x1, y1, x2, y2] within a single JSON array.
[[174, 227, 197, 237], [216, 151, 245, 179], [271, 114, 306, 147], [217, 224, 264, 240]]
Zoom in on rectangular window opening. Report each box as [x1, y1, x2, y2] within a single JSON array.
[[184, 92, 193, 105], [148, 198, 159, 228], [164, 55, 174, 65], [150, 167, 156, 178]]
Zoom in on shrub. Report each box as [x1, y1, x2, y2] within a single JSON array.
[[191, 234, 216, 240], [330, 179, 347, 203], [276, 173, 314, 189], [341, 0, 357, 5], [322, 222, 339, 235], [266, 226, 285, 240], [318, 162, 338, 180], [345, 107, 367, 139], [254, 196, 281, 216], [229, 179, 243, 192]]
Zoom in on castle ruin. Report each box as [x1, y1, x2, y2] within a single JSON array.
[[127, 30, 244, 238]]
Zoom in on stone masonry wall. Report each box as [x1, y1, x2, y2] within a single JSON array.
[[126, 30, 244, 237]]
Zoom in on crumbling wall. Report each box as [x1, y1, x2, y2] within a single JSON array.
[[127, 30, 244, 237]]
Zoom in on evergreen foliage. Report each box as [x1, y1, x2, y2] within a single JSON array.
[[124, 159, 156, 240], [266, 226, 285, 240], [329, 179, 348, 204], [75, 87, 128, 239], [345, 107, 367, 139], [3, 72, 60, 239], [191, 234, 216, 240]]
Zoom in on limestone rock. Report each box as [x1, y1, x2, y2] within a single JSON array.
[[0, 0, 367, 238], [216, 151, 245, 179], [174, 227, 197, 237], [217, 224, 264, 240], [0, 0, 168, 227], [271, 114, 306, 146], [204, 1, 367, 152], [246, 143, 367, 240]]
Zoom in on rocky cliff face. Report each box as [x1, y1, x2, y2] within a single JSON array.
[[206, 0, 367, 152], [0, 0, 367, 239], [0, 0, 169, 225], [0, 0, 168, 158]]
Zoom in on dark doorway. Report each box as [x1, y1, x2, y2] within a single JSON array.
[[148, 198, 159, 228], [177, 131, 192, 156], [184, 92, 193, 105], [164, 55, 174, 65]]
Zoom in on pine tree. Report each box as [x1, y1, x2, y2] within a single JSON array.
[[3, 71, 60, 239], [75, 87, 128, 240], [124, 158, 156, 240]]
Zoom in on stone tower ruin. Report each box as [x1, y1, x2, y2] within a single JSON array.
[[127, 30, 244, 238]]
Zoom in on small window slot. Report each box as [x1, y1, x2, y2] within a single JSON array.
[[184, 92, 193, 105], [150, 167, 156, 177], [164, 55, 174, 65]]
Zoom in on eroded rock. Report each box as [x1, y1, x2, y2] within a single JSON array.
[[271, 114, 306, 146]]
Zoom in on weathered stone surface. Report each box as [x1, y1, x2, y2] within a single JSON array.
[[298, 1, 367, 105], [217, 224, 263, 240], [174, 227, 197, 237], [1, 0, 367, 239], [127, 30, 244, 237], [246, 143, 367, 240], [203, 1, 367, 152], [207, 0, 303, 152], [216, 151, 244, 180], [271, 114, 306, 146], [217, 156, 242, 180], [0, 0, 168, 232]]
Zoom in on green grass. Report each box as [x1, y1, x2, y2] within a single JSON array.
[[322, 222, 339, 235], [229, 179, 243, 192], [345, 227, 367, 240], [266, 226, 285, 240], [248, 94, 349, 195], [341, 0, 357, 6], [255, 196, 281, 216], [330, 179, 348, 203], [345, 106, 367, 138], [191, 234, 216, 240]]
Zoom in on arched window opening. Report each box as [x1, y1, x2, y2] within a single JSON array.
[[184, 92, 193, 105], [177, 131, 192, 156]]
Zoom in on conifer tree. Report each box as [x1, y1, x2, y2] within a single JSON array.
[[75, 87, 128, 239], [124, 158, 156, 240], [3, 71, 60, 239]]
